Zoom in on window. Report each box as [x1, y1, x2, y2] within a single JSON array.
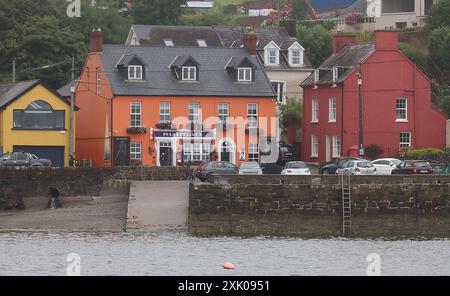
[[314, 69, 319, 84], [130, 142, 142, 165], [332, 136, 341, 158], [312, 99, 319, 123], [311, 135, 319, 157], [13, 100, 65, 130], [183, 142, 210, 163], [332, 67, 338, 83], [329, 98, 336, 122], [130, 102, 142, 127], [182, 66, 197, 81], [382, 0, 415, 13], [396, 98, 407, 121], [265, 45, 279, 66], [271, 81, 286, 104], [218, 103, 229, 123], [247, 103, 258, 128], [164, 39, 174, 46], [160, 102, 171, 122], [290, 49, 303, 66], [238, 68, 252, 82], [197, 39, 207, 47], [96, 67, 101, 93], [128, 65, 143, 80], [248, 143, 259, 161], [400, 132, 411, 148], [189, 103, 200, 123]]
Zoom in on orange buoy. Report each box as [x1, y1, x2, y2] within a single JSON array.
[[223, 262, 235, 270]]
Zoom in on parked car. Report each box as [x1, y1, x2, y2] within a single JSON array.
[[281, 161, 311, 175], [371, 158, 402, 175], [336, 159, 377, 175], [260, 162, 283, 175], [278, 143, 296, 165], [319, 157, 359, 174], [239, 162, 263, 175], [391, 160, 433, 175], [196, 161, 239, 181], [0, 151, 51, 167]]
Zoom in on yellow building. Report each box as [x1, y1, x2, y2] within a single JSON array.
[[0, 80, 75, 167]]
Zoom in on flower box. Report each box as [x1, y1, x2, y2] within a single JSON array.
[[155, 122, 176, 130], [126, 126, 147, 134]]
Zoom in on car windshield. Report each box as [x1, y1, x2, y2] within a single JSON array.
[[288, 162, 307, 169], [357, 162, 374, 168], [391, 159, 401, 165], [414, 162, 430, 167], [241, 163, 260, 169]]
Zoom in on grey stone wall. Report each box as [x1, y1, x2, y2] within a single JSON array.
[[189, 175, 450, 238]]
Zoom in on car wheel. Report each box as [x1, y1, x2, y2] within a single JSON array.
[[322, 169, 330, 175], [206, 173, 214, 183]]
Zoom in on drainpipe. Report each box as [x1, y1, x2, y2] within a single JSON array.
[[341, 84, 345, 157]]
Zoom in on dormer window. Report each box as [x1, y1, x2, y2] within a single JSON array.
[[332, 67, 338, 83], [182, 66, 197, 81], [197, 39, 207, 47], [264, 41, 280, 66], [164, 39, 174, 46], [314, 69, 319, 84], [238, 68, 252, 82], [128, 65, 143, 80], [288, 42, 305, 67]]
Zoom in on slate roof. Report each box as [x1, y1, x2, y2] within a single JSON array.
[[99, 45, 275, 98], [302, 43, 375, 86], [129, 25, 314, 70], [320, 0, 367, 18], [0, 80, 40, 109]]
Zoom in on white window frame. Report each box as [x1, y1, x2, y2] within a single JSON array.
[[182, 66, 197, 81], [314, 69, 319, 84], [271, 81, 286, 105], [189, 103, 200, 123], [128, 65, 143, 80], [164, 39, 174, 46], [96, 67, 101, 93], [183, 142, 210, 162], [332, 67, 338, 83], [160, 102, 171, 123], [218, 103, 229, 123], [400, 132, 411, 148], [247, 103, 258, 128], [130, 102, 142, 127], [197, 39, 207, 47], [396, 98, 408, 122], [130, 142, 142, 163], [312, 99, 319, 123], [238, 67, 252, 82], [248, 143, 259, 161], [311, 135, 319, 157], [332, 135, 341, 158], [264, 42, 280, 66], [329, 98, 337, 122]]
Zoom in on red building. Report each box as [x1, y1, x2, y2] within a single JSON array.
[[301, 30, 447, 162]]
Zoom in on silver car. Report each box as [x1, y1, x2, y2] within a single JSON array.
[[337, 159, 377, 175], [239, 162, 263, 175]]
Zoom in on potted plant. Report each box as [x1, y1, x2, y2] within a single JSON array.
[[126, 126, 147, 134], [155, 122, 176, 130]]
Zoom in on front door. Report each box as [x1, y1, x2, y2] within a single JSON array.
[[325, 135, 331, 162], [159, 142, 173, 166], [113, 137, 130, 166], [220, 141, 231, 162]]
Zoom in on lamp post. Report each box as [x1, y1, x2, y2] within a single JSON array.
[[69, 57, 75, 166], [358, 63, 364, 158]]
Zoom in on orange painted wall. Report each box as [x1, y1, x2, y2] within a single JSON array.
[[112, 96, 277, 166], [75, 53, 113, 167]]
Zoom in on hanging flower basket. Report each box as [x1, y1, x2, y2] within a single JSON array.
[[155, 122, 176, 130], [126, 126, 147, 134]]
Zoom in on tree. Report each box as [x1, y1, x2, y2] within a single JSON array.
[[427, 0, 450, 31], [296, 24, 332, 67], [280, 98, 302, 131], [291, 0, 309, 20], [130, 0, 187, 25], [429, 27, 450, 73], [442, 96, 450, 118], [0, 16, 86, 88], [398, 42, 429, 76]]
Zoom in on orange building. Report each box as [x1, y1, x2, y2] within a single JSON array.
[[75, 29, 277, 167]]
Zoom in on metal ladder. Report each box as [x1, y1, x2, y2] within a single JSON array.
[[339, 171, 352, 236]]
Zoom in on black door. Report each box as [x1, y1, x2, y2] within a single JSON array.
[[221, 142, 231, 162], [13, 146, 65, 167], [160, 147, 173, 166], [113, 137, 130, 166]]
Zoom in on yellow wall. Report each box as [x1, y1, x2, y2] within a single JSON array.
[[0, 84, 72, 166]]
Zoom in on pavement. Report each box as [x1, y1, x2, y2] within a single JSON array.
[[126, 181, 189, 231]]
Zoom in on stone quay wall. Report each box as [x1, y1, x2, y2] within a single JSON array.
[[189, 175, 450, 238]]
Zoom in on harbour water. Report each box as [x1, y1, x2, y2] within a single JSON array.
[[1, 230, 449, 276]]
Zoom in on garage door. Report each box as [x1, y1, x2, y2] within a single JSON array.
[[13, 146, 65, 167]]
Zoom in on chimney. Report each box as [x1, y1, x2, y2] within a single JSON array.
[[243, 31, 258, 55], [332, 33, 356, 54], [280, 20, 296, 37], [374, 30, 399, 50], [89, 27, 104, 53]]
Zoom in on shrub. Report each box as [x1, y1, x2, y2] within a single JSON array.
[[364, 144, 384, 160], [344, 12, 362, 25], [404, 148, 443, 159]]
